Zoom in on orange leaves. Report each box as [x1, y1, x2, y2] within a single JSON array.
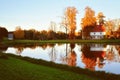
[[65, 7, 77, 30], [97, 12, 105, 19], [81, 6, 96, 28], [65, 7, 77, 39], [14, 26, 24, 39], [97, 12, 105, 25]]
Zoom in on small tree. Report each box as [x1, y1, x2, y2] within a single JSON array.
[[97, 12, 105, 25], [14, 26, 24, 39]]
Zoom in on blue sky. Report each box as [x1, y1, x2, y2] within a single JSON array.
[[0, 0, 120, 31]]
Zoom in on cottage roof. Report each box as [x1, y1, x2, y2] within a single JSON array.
[[93, 25, 105, 32]]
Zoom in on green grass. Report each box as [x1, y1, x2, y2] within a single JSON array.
[[2, 39, 120, 46], [0, 54, 97, 80], [0, 53, 120, 80]]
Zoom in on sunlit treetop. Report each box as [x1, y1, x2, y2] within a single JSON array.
[[81, 6, 96, 28]]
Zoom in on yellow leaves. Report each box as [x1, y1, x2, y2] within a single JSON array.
[[64, 7, 77, 39], [14, 26, 24, 39], [65, 7, 77, 30], [105, 20, 114, 30], [81, 6, 96, 28], [97, 12, 105, 19]]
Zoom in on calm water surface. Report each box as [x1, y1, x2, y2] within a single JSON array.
[[1, 43, 120, 74]]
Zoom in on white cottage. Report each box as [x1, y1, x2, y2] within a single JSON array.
[[90, 25, 105, 39]]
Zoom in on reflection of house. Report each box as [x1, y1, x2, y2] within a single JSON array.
[[8, 32, 14, 40], [81, 44, 106, 71], [90, 44, 106, 51], [90, 44, 106, 62], [90, 25, 105, 39]]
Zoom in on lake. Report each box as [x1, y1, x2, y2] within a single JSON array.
[[1, 43, 120, 74]]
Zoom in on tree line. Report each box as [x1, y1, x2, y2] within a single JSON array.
[[0, 27, 8, 41], [0, 6, 120, 40], [13, 26, 81, 40]]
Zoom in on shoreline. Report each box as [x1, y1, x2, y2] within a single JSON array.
[[2, 39, 120, 45], [0, 52, 120, 80]]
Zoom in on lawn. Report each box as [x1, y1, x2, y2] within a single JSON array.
[[0, 53, 120, 80], [2, 39, 120, 46], [0, 54, 97, 80]]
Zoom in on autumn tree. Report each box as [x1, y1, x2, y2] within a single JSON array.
[[14, 26, 24, 39], [105, 20, 114, 38], [116, 25, 120, 39], [64, 7, 77, 40], [0, 27, 8, 40], [81, 6, 96, 39], [97, 12, 105, 25], [39, 30, 48, 40]]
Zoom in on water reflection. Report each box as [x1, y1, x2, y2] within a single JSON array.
[[106, 45, 120, 62], [3, 43, 120, 74], [0, 44, 8, 52], [67, 43, 76, 66], [81, 44, 106, 71], [48, 44, 56, 62]]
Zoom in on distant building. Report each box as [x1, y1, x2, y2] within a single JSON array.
[[8, 32, 14, 40], [90, 25, 105, 39]]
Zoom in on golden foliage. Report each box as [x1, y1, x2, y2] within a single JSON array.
[[97, 12, 105, 19], [14, 26, 24, 39], [65, 7, 77, 39], [81, 6, 96, 28], [97, 12, 105, 25], [105, 20, 114, 30], [67, 51, 76, 66]]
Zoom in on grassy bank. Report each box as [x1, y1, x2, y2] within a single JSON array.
[[2, 39, 120, 46], [0, 53, 97, 80], [0, 53, 120, 80]]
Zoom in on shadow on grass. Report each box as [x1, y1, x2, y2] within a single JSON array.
[[0, 52, 8, 59]]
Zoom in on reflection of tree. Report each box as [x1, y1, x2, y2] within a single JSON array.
[[106, 51, 114, 61], [106, 45, 120, 62], [28, 44, 38, 49], [81, 44, 105, 71], [59, 44, 69, 64], [14, 46, 24, 55], [40, 44, 48, 50], [13, 44, 38, 55], [48, 44, 56, 62], [81, 44, 96, 70], [67, 50, 76, 66], [67, 43, 76, 66], [47, 44, 55, 48], [59, 43, 76, 66], [115, 45, 120, 56], [0, 44, 8, 52], [70, 43, 75, 50], [115, 45, 120, 62], [82, 54, 96, 71], [106, 46, 116, 62]]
